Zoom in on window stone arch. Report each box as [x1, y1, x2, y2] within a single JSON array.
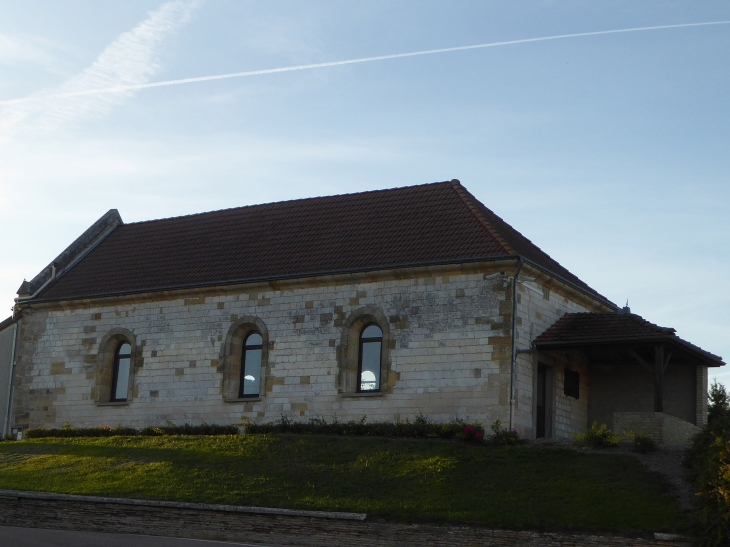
[[337, 307, 394, 394], [96, 328, 137, 404], [221, 316, 269, 400]]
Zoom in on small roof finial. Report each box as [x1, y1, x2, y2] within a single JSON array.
[[618, 299, 631, 315]]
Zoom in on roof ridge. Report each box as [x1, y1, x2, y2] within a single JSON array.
[[125, 180, 455, 226], [449, 180, 517, 255], [627, 312, 675, 334]]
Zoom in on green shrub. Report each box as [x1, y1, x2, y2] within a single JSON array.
[[574, 421, 619, 448], [489, 419, 519, 446], [24, 423, 238, 439], [140, 423, 238, 436], [630, 433, 657, 453], [685, 381, 730, 546], [25, 425, 138, 438], [23, 416, 487, 444], [708, 380, 730, 425], [246, 414, 484, 441]]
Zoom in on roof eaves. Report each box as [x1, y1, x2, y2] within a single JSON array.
[[27, 255, 521, 305], [522, 259, 617, 309], [535, 335, 724, 367], [671, 337, 725, 366], [534, 336, 677, 347]]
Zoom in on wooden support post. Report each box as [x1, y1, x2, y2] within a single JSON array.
[[654, 343, 664, 413]]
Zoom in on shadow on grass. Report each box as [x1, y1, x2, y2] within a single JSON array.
[[0, 434, 688, 534]]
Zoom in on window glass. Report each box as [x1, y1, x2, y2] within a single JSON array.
[[114, 358, 130, 400], [360, 339, 381, 391], [241, 332, 263, 397], [242, 348, 262, 396], [246, 333, 263, 346], [362, 325, 382, 339], [112, 342, 132, 401]]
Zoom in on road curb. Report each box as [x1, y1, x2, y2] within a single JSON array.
[[0, 489, 367, 521]]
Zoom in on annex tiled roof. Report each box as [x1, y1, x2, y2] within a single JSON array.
[[534, 312, 724, 366], [534, 312, 676, 343], [35, 180, 608, 302]]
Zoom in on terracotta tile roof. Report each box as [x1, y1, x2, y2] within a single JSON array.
[[534, 312, 676, 343], [534, 312, 724, 366], [35, 180, 608, 302]]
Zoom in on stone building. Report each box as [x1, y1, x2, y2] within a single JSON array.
[[3, 180, 723, 443], [0, 316, 18, 438]]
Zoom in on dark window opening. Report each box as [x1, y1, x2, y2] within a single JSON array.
[[564, 369, 580, 399], [111, 342, 132, 402], [358, 324, 382, 392], [240, 332, 263, 397]]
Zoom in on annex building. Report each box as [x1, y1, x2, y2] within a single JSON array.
[[1, 180, 723, 443]]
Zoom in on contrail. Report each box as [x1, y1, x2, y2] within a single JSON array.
[[2, 20, 729, 106]]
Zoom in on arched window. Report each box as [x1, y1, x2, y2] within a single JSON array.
[[358, 324, 382, 392], [111, 342, 132, 402], [337, 307, 394, 396], [239, 332, 263, 397]]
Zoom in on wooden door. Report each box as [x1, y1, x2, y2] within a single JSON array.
[[536, 363, 547, 438]]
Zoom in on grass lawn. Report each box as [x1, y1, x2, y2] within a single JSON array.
[[0, 434, 688, 534]]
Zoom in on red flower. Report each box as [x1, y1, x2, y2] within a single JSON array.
[[475, 432, 484, 441], [464, 426, 475, 435]]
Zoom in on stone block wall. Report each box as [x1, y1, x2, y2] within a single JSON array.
[[0, 321, 17, 437], [613, 412, 700, 447], [662, 413, 701, 446], [513, 275, 607, 438], [696, 365, 708, 426], [12, 266, 527, 430], [552, 356, 590, 439]]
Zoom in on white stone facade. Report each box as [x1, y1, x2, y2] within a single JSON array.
[[512, 277, 600, 438], [12, 263, 610, 436]]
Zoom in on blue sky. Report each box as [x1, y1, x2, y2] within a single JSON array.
[[1, 1, 728, 382]]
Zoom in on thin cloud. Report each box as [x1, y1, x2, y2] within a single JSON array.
[[1, 20, 728, 107], [0, 33, 60, 68], [0, 0, 199, 135]]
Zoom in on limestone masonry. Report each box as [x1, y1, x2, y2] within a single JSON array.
[[4, 181, 723, 441], [11, 263, 596, 437]]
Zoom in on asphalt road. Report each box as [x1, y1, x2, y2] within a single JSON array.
[[0, 526, 292, 547]]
